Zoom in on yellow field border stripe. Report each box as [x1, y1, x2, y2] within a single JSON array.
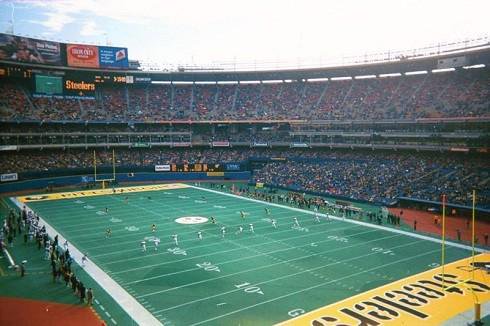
[[277, 253, 490, 326], [17, 183, 189, 203]]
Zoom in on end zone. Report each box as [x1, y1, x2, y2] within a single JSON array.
[[277, 253, 490, 325], [16, 183, 189, 202]]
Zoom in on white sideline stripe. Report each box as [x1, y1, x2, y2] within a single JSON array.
[[190, 185, 486, 253], [190, 247, 442, 326], [11, 197, 162, 326]]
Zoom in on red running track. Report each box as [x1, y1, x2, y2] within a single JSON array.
[[389, 208, 490, 247]]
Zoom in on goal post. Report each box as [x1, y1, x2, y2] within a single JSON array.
[[94, 149, 116, 188]]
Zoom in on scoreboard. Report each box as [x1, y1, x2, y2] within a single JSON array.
[[170, 164, 224, 172], [0, 64, 151, 86], [94, 73, 129, 84]]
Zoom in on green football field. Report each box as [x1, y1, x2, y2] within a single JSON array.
[[21, 184, 474, 325]]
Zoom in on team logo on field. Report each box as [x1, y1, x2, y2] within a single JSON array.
[[24, 195, 48, 201], [175, 216, 209, 225]]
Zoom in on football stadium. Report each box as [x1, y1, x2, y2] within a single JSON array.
[[0, 1, 489, 325]]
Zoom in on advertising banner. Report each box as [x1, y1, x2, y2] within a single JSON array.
[[67, 44, 99, 68], [155, 165, 171, 172], [1, 173, 18, 182], [0, 145, 18, 151], [0, 33, 62, 65], [99, 46, 128, 69], [290, 142, 309, 148], [225, 163, 241, 171], [212, 141, 230, 147]]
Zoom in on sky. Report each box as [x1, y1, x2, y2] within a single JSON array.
[[0, 0, 489, 69]]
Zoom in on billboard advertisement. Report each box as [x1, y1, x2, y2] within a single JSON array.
[[67, 44, 129, 69], [99, 46, 128, 69], [67, 44, 99, 68], [0, 33, 63, 65]]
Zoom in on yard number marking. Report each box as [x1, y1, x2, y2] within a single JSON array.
[[196, 262, 221, 272], [371, 247, 395, 255], [168, 247, 187, 256], [288, 308, 305, 317], [235, 282, 264, 295], [327, 235, 348, 242]]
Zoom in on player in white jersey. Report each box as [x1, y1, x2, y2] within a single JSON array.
[[153, 238, 160, 250], [325, 213, 331, 222], [221, 227, 226, 238], [141, 240, 147, 252], [81, 253, 88, 267], [314, 213, 321, 223], [293, 217, 300, 228], [271, 219, 277, 229], [197, 231, 203, 240], [236, 226, 243, 234], [44, 243, 51, 260], [172, 234, 179, 246], [63, 240, 69, 250], [249, 223, 254, 233]]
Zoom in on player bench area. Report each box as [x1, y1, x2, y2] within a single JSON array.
[[11, 183, 488, 325]]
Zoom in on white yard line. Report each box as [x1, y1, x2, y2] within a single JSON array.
[[189, 247, 443, 326], [151, 237, 430, 314], [11, 197, 163, 326], [190, 185, 486, 253], [109, 225, 371, 274], [141, 235, 417, 301], [92, 220, 360, 260], [124, 231, 398, 284]]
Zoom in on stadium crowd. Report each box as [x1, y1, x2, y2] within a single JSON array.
[[1, 69, 488, 122], [1, 148, 488, 208]]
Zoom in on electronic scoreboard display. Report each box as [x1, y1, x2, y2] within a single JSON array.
[[170, 164, 224, 172], [94, 73, 128, 84]]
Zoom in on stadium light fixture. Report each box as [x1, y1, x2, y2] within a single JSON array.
[[194, 81, 220, 84], [216, 81, 240, 84], [354, 75, 377, 79], [405, 70, 428, 75], [462, 64, 485, 69], [330, 76, 352, 81], [307, 78, 329, 82], [262, 80, 285, 84], [432, 68, 456, 73], [379, 73, 402, 78], [172, 81, 194, 85], [239, 81, 262, 84]]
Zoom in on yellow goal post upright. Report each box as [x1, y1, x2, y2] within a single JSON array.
[[440, 190, 481, 323], [93, 149, 116, 189]]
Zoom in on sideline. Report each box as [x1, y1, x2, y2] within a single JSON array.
[[10, 197, 162, 326], [190, 185, 486, 253]]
